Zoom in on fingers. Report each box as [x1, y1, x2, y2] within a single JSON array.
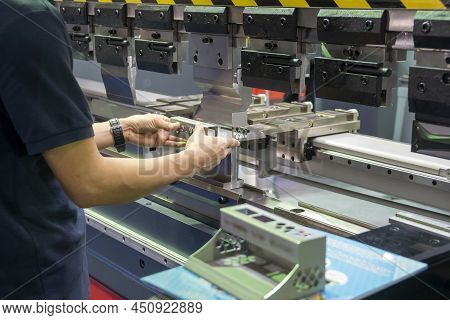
[[215, 137, 240, 149], [154, 117, 181, 132], [164, 140, 186, 147], [169, 121, 181, 131], [150, 114, 171, 122], [226, 138, 240, 148], [187, 124, 205, 147], [160, 133, 186, 147], [193, 123, 205, 137], [167, 135, 186, 142]]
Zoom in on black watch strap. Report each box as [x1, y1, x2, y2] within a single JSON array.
[[109, 118, 126, 153]]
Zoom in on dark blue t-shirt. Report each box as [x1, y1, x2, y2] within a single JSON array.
[[0, 0, 94, 299]]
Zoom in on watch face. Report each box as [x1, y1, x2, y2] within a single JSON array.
[[110, 119, 121, 127]]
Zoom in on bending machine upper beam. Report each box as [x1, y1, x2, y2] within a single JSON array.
[[55, 0, 450, 10]]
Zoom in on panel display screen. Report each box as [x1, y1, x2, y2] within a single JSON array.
[[253, 215, 275, 223]]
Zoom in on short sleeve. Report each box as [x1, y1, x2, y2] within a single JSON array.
[[0, 9, 94, 155]]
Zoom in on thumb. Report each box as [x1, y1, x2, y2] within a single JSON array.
[[193, 123, 205, 137], [227, 138, 240, 148]]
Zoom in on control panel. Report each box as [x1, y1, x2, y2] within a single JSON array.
[[185, 204, 326, 300]]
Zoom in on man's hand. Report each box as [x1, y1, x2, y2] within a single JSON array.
[[45, 122, 240, 208], [122, 114, 185, 148], [185, 123, 240, 174]]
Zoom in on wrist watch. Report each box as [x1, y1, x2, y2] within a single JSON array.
[[109, 118, 126, 153]]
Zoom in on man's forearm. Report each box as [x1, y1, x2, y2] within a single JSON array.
[[44, 137, 197, 208], [93, 121, 116, 150], [44, 123, 236, 208], [79, 151, 196, 207], [94, 119, 134, 150]]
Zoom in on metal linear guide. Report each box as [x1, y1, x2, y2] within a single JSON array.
[[85, 198, 216, 268], [309, 133, 450, 213], [85, 209, 185, 268], [273, 205, 374, 238], [391, 212, 450, 238], [313, 133, 450, 178]]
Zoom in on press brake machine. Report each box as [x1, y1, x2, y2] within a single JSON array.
[[54, 0, 450, 299]]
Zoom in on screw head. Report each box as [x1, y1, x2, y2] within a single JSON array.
[[186, 13, 192, 22], [360, 76, 368, 86], [365, 20, 374, 31], [422, 21, 432, 33], [246, 15, 254, 24], [114, 9, 119, 16], [96, 9, 101, 16], [218, 196, 228, 204], [280, 17, 287, 26], [343, 48, 353, 57], [61, 7, 66, 14], [321, 71, 328, 80], [77, 8, 82, 15], [137, 11, 142, 18], [322, 18, 330, 30], [417, 81, 427, 93], [138, 49, 143, 56], [265, 42, 278, 50], [213, 14, 219, 23], [159, 12, 165, 20], [429, 239, 440, 246], [277, 66, 283, 74]]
